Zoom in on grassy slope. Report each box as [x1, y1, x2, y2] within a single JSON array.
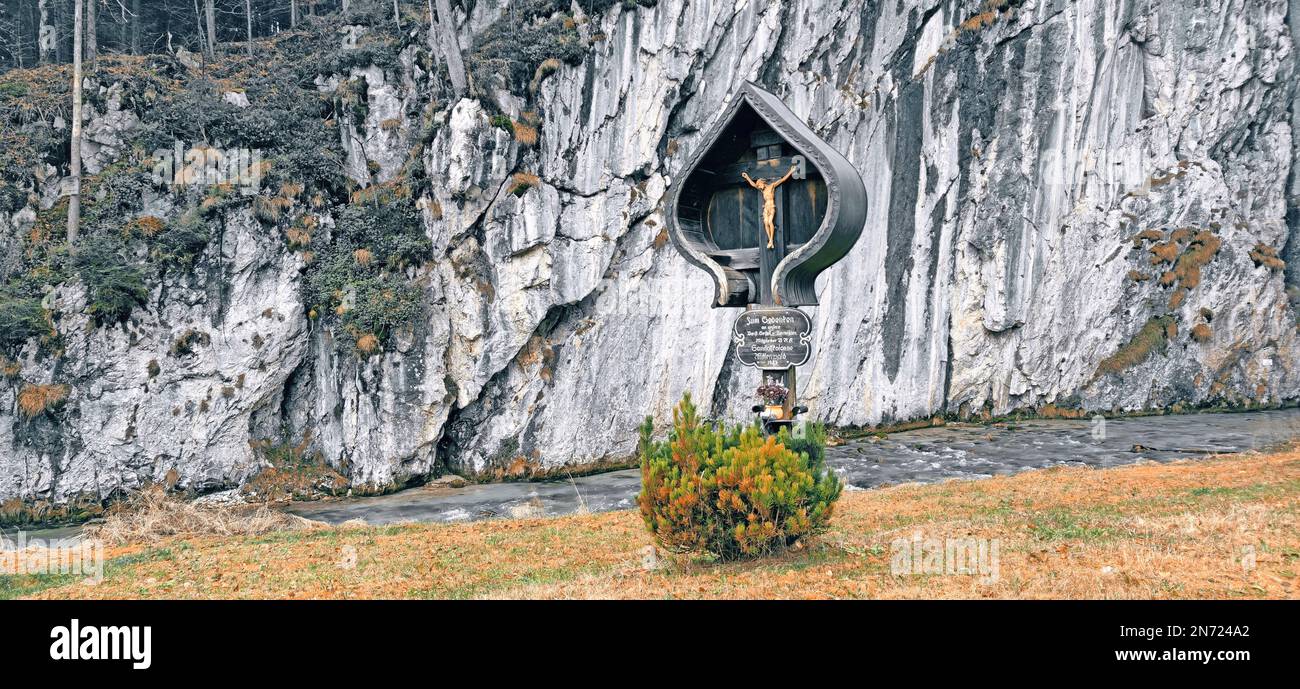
[[9, 447, 1300, 600]]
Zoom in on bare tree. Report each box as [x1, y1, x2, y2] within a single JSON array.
[[204, 0, 216, 57], [68, 0, 84, 246], [130, 0, 140, 54], [393, 0, 401, 30], [86, 0, 97, 61], [290, 0, 297, 28], [0, 3, 25, 69], [428, 0, 466, 96], [244, 0, 253, 56], [193, 0, 205, 54]]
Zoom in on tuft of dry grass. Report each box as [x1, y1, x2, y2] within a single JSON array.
[[1169, 287, 1187, 310], [352, 248, 373, 266], [17, 383, 68, 418], [1093, 316, 1175, 378], [127, 215, 165, 238], [1148, 241, 1179, 264], [285, 227, 312, 248], [512, 121, 538, 147], [1131, 228, 1165, 248], [510, 171, 540, 196], [1191, 323, 1212, 343], [1173, 231, 1221, 287], [252, 195, 292, 225], [529, 58, 563, 93], [88, 486, 319, 547], [1249, 243, 1286, 270], [355, 333, 380, 355]]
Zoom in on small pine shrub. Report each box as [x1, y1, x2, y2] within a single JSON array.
[[637, 393, 842, 561]]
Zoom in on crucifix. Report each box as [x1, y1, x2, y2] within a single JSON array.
[[744, 129, 805, 428], [741, 166, 797, 249]]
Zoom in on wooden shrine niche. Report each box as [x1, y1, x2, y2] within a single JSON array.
[[666, 81, 868, 308]]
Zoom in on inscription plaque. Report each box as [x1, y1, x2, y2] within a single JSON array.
[[733, 307, 812, 370]]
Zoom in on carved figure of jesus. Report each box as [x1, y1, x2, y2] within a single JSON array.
[[741, 165, 797, 249]]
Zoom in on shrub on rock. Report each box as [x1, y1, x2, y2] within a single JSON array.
[[636, 393, 841, 561]]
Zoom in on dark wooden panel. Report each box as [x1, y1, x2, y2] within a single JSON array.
[[711, 248, 762, 270], [715, 157, 822, 182], [750, 129, 783, 147], [706, 184, 762, 250], [783, 178, 828, 246]]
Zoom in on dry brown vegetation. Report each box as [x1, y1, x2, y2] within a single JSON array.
[[355, 333, 380, 354], [1149, 241, 1179, 264], [17, 383, 68, 417], [18, 446, 1300, 600], [1249, 243, 1286, 271], [510, 171, 541, 196], [87, 486, 318, 547], [242, 435, 350, 502], [512, 122, 538, 147], [127, 215, 166, 238], [1093, 316, 1175, 378]]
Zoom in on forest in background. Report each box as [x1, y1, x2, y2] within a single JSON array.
[[0, 0, 416, 71]]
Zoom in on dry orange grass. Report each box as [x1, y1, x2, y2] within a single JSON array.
[[1249, 243, 1286, 270], [127, 215, 166, 238], [355, 333, 380, 355], [24, 446, 1300, 600], [285, 227, 311, 248], [17, 383, 68, 417], [512, 122, 538, 147]]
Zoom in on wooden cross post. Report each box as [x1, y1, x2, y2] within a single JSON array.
[[749, 129, 798, 430]]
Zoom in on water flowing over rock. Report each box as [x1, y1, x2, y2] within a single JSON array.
[[1, 0, 1297, 505]]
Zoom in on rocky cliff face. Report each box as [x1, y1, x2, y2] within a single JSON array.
[[2, 0, 1297, 506]]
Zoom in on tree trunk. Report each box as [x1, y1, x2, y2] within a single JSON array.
[[393, 0, 401, 30], [130, 0, 140, 55], [37, 0, 55, 64], [12, 4, 25, 68], [204, 0, 216, 57], [68, 0, 84, 247], [193, 0, 205, 55], [244, 0, 252, 56], [85, 0, 96, 61], [428, 0, 466, 96], [290, 0, 297, 28]]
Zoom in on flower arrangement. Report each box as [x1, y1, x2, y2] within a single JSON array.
[[756, 383, 788, 406]]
